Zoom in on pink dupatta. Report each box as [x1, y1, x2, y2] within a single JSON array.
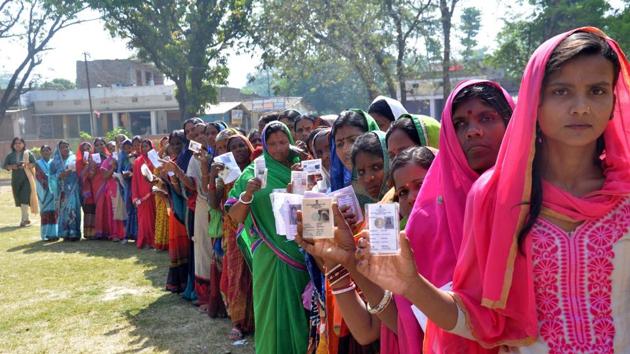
[[399, 80, 514, 353], [444, 27, 630, 350]]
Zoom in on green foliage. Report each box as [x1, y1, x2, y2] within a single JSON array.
[[79, 131, 93, 142], [243, 70, 274, 97], [487, 0, 614, 82], [37, 78, 76, 90], [251, 0, 435, 103], [605, 5, 630, 53], [90, 0, 252, 118], [459, 7, 481, 62], [30, 147, 41, 159], [105, 127, 132, 142]]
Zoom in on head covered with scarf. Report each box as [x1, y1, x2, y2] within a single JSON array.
[[399, 79, 515, 353], [330, 109, 380, 191], [441, 27, 630, 350]]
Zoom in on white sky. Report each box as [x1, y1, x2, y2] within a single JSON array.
[[0, 1, 623, 88]]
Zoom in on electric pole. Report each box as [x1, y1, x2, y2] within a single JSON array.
[[83, 52, 95, 136]]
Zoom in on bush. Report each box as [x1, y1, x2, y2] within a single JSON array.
[[30, 147, 41, 159], [105, 127, 132, 143], [79, 131, 93, 142]]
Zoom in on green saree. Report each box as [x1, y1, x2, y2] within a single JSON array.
[[228, 123, 310, 353]]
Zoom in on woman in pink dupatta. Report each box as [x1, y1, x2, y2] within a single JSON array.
[[393, 79, 513, 353], [132, 139, 156, 249], [93, 137, 125, 240], [357, 27, 630, 353]]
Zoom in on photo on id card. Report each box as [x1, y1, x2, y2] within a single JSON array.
[[367, 203, 400, 255], [255, 158, 267, 188], [188, 140, 202, 153], [301, 197, 334, 239], [291, 171, 308, 195]]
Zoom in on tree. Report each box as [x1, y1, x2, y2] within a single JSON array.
[[383, 0, 435, 105], [242, 69, 274, 97], [606, 3, 630, 53], [439, 0, 461, 100], [0, 0, 85, 120], [488, 0, 611, 82], [91, 0, 252, 119], [244, 51, 370, 114], [252, 0, 433, 105], [459, 7, 481, 62], [38, 78, 76, 90]]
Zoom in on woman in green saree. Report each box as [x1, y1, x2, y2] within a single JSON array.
[[3, 137, 38, 227], [227, 121, 310, 353]]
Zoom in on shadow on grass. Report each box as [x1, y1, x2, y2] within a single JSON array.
[[6, 239, 169, 288], [116, 293, 254, 354], [0, 225, 22, 233]]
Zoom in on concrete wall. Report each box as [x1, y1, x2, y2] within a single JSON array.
[[75, 59, 164, 89], [23, 85, 179, 115]]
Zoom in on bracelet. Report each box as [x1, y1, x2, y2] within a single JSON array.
[[326, 266, 349, 285], [329, 272, 350, 287], [331, 282, 356, 295], [367, 290, 393, 315], [325, 264, 342, 277], [239, 191, 254, 205]]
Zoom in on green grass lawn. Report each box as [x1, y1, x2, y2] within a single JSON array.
[[0, 168, 10, 181], [0, 187, 254, 354]]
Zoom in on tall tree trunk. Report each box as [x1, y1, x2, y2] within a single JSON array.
[[440, 0, 456, 101], [175, 80, 188, 120], [397, 32, 407, 106]]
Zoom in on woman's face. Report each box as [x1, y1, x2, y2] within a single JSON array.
[[132, 140, 141, 152], [249, 132, 262, 148], [184, 122, 196, 141], [41, 147, 52, 160], [60, 143, 70, 159], [371, 113, 392, 131], [81, 143, 92, 153], [13, 140, 25, 152], [296, 119, 314, 142], [452, 98, 507, 174], [538, 55, 614, 152], [266, 131, 290, 162], [334, 125, 364, 170], [393, 164, 428, 219], [206, 125, 219, 149], [228, 138, 251, 165], [354, 152, 385, 199], [314, 133, 331, 171], [387, 128, 417, 160], [94, 140, 105, 154], [106, 142, 116, 153], [141, 141, 152, 154], [215, 139, 228, 155], [169, 136, 184, 155], [123, 144, 133, 154]]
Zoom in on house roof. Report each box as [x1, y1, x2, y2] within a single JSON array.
[[203, 101, 246, 115]]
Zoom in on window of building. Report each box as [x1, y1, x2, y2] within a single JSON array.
[[130, 111, 151, 135]]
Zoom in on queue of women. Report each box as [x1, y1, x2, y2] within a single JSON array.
[[4, 27, 630, 353]]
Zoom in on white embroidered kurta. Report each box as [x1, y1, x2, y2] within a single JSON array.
[[449, 197, 630, 353]]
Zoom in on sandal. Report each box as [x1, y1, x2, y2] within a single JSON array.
[[198, 304, 209, 314], [228, 327, 244, 341]]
